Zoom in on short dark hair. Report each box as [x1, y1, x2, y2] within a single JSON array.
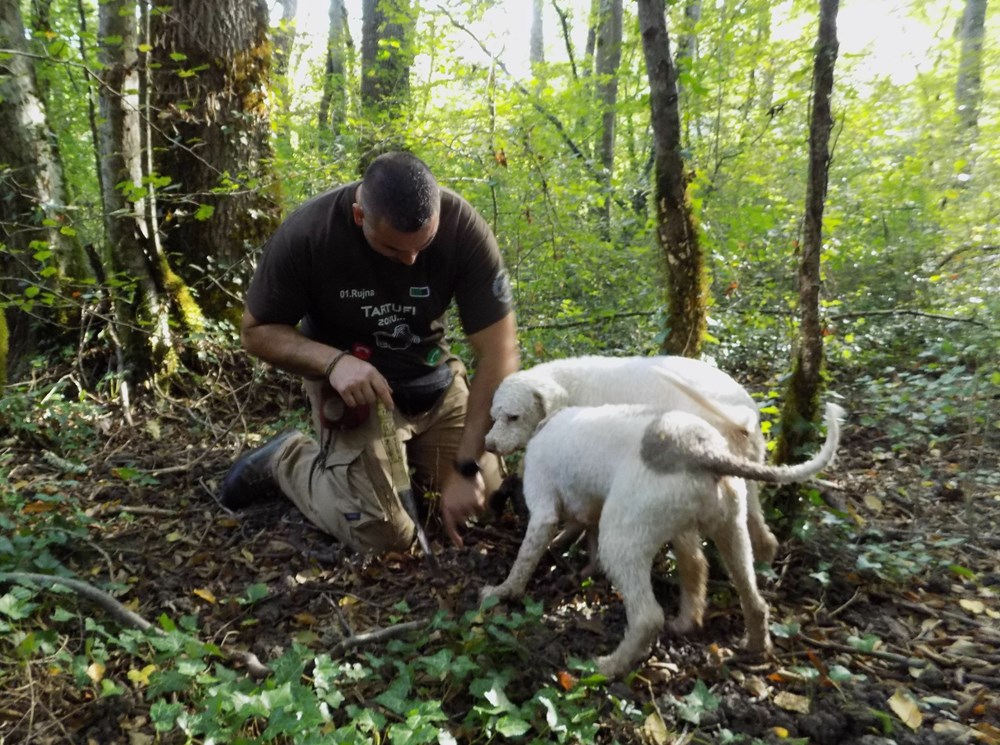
[[361, 152, 441, 232]]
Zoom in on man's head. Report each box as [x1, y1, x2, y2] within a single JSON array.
[[354, 152, 441, 265]]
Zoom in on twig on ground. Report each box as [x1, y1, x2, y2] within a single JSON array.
[[329, 618, 429, 656], [87, 504, 178, 517], [0, 571, 271, 680]]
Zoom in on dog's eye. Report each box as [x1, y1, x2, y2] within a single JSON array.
[[508, 415, 519, 422]]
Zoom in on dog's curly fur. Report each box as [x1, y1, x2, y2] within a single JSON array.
[[481, 402, 845, 678], [485, 355, 779, 564]]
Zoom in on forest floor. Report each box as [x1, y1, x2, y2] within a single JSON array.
[[3, 359, 999, 744]]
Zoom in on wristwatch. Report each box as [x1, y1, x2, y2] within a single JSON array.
[[453, 458, 482, 480]]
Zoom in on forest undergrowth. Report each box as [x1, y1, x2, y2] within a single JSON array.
[[1, 327, 998, 745]]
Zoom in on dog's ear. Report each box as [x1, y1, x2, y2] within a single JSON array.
[[530, 377, 565, 419]]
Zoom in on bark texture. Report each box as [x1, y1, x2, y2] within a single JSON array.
[[0, 0, 81, 378], [637, 0, 707, 357], [98, 0, 201, 381], [150, 0, 281, 321], [772, 0, 840, 531]]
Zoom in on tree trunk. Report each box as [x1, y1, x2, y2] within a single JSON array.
[[360, 0, 416, 168], [637, 0, 707, 357], [0, 0, 83, 379], [594, 0, 622, 240], [530, 0, 544, 67], [772, 0, 840, 532], [273, 0, 298, 79], [676, 0, 701, 144], [150, 0, 281, 322], [271, 0, 298, 119], [98, 0, 199, 384], [955, 0, 987, 152], [319, 0, 352, 137]]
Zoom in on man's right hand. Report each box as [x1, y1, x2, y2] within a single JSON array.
[[329, 354, 394, 411]]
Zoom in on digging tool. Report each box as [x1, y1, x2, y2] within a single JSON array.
[[376, 401, 439, 571]]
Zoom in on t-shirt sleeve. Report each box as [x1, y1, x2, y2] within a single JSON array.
[[452, 202, 514, 335], [245, 218, 312, 326]]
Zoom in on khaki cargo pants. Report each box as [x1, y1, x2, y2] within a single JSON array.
[[270, 358, 504, 554]]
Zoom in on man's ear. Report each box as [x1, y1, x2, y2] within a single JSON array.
[[352, 201, 364, 226]]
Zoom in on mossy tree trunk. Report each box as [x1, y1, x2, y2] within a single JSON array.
[[637, 0, 707, 358], [771, 0, 840, 534], [150, 0, 282, 322], [97, 0, 202, 384], [0, 0, 86, 381]]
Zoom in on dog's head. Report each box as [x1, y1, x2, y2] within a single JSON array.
[[485, 372, 566, 455]]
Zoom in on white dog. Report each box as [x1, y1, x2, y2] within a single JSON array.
[[484, 355, 778, 564], [481, 402, 845, 678]]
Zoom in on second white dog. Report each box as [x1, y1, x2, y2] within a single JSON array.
[[481, 402, 845, 678], [484, 355, 778, 563]]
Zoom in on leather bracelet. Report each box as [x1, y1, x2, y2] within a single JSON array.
[[324, 350, 351, 379]]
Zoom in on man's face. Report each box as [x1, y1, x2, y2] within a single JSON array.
[[353, 195, 438, 266]]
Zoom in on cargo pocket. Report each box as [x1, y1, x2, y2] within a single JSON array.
[[321, 446, 414, 553]]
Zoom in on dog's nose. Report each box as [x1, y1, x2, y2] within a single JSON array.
[[484, 437, 497, 453]]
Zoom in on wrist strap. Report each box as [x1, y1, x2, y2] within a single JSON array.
[[324, 350, 351, 379]]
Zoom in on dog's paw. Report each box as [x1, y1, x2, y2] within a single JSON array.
[[479, 585, 507, 602], [595, 654, 629, 679], [750, 531, 779, 565], [667, 615, 699, 635]]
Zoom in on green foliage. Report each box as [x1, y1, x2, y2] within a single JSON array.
[[0, 454, 94, 577], [1, 565, 634, 743], [0, 361, 103, 457]]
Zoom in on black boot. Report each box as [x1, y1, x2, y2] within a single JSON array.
[[219, 431, 298, 509]]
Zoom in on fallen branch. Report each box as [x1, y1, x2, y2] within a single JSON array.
[[799, 633, 996, 674], [0, 572, 270, 679], [329, 618, 429, 657]]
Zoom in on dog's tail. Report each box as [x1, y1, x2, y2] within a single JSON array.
[[643, 403, 846, 483], [651, 366, 759, 442]]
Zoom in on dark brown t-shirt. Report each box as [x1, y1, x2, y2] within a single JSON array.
[[246, 183, 513, 381]]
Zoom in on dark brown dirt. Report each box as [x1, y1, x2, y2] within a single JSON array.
[[2, 362, 998, 744]]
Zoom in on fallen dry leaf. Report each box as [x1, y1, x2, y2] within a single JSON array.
[[86, 662, 105, 683], [774, 691, 811, 714], [193, 587, 216, 604], [556, 670, 577, 691], [863, 494, 884, 513], [958, 598, 985, 615], [889, 688, 923, 730], [643, 711, 671, 745]]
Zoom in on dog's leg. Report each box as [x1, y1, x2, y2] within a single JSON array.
[[745, 481, 778, 565], [595, 501, 665, 678], [708, 513, 772, 656], [480, 510, 559, 602], [669, 528, 708, 634]]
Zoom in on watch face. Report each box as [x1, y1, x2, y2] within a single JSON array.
[[456, 459, 481, 478]]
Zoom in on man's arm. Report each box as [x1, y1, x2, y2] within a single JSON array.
[[441, 312, 520, 547], [241, 308, 394, 409]]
